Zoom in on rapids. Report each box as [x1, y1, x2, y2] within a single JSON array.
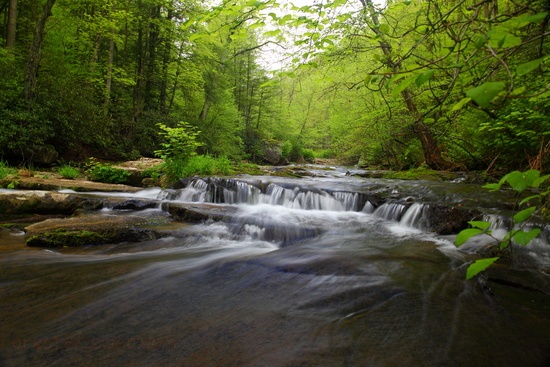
[[1, 168, 549, 366]]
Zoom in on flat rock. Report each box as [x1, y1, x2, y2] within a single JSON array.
[[0, 191, 103, 216], [0, 177, 142, 192], [25, 214, 163, 247]]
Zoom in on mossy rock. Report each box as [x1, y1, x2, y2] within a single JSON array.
[[0, 191, 104, 215], [25, 214, 163, 247], [27, 230, 106, 247], [382, 169, 460, 181]]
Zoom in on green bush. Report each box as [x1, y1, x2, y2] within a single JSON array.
[[301, 148, 315, 162], [181, 155, 232, 177], [317, 149, 336, 159], [0, 161, 16, 179], [143, 165, 164, 180], [87, 164, 130, 184], [280, 140, 292, 160], [163, 155, 232, 184], [155, 122, 203, 161], [58, 165, 80, 179]]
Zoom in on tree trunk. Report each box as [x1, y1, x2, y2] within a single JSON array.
[[104, 35, 115, 110], [360, 0, 453, 170], [144, 5, 160, 110], [159, 9, 173, 114], [6, 0, 17, 48], [24, 0, 56, 108]]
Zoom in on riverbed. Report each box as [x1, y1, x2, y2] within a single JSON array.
[[1, 168, 549, 366]]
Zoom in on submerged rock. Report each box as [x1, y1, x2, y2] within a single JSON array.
[[164, 202, 237, 223], [424, 205, 481, 234], [25, 214, 162, 247]]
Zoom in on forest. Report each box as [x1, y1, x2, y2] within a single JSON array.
[[0, 0, 549, 172]]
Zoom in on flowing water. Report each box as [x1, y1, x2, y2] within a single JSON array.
[[1, 170, 549, 366]]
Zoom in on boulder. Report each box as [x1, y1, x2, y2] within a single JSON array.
[[424, 204, 481, 235], [263, 144, 282, 165]]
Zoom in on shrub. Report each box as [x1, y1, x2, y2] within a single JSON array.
[[0, 161, 16, 179], [154, 122, 203, 161], [163, 155, 233, 184], [181, 155, 232, 177], [87, 164, 130, 184], [317, 149, 336, 159], [58, 165, 80, 179], [280, 140, 292, 160], [142, 165, 163, 180], [301, 148, 315, 162]]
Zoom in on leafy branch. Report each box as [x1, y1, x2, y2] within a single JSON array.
[[455, 169, 550, 279]]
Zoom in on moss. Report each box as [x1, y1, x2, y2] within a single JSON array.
[[232, 162, 264, 176], [381, 168, 458, 181], [27, 230, 106, 247]]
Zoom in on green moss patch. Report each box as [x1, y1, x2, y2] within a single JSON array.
[[27, 230, 105, 247]]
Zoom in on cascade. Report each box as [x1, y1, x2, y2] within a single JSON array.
[[373, 202, 408, 221], [166, 178, 364, 212], [400, 203, 428, 229]]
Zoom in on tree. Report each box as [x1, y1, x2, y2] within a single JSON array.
[[6, 0, 17, 48], [24, 0, 56, 106]]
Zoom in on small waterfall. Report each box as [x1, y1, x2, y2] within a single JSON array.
[[222, 181, 262, 205], [263, 184, 296, 207], [165, 178, 364, 212], [482, 214, 510, 230], [334, 192, 361, 211], [373, 203, 408, 221], [400, 203, 428, 229]]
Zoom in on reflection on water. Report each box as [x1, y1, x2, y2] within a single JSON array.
[[1, 176, 550, 367]]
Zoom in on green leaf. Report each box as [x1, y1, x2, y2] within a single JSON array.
[[505, 171, 528, 192], [506, 170, 540, 192], [513, 206, 537, 223], [466, 82, 505, 108], [468, 221, 491, 230], [388, 72, 410, 84], [516, 58, 544, 76], [379, 23, 390, 34], [466, 257, 499, 280], [451, 97, 471, 111], [520, 194, 542, 205], [524, 12, 548, 24], [391, 76, 416, 98], [474, 35, 487, 49], [511, 86, 526, 95], [482, 183, 501, 191], [512, 228, 541, 246], [263, 29, 282, 37], [415, 70, 435, 87], [499, 231, 512, 250], [488, 29, 522, 49], [533, 174, 550, 188], [455, 228, 483, 247]]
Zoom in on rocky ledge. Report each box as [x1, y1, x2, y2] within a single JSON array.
[[25, 214, 162, 247]]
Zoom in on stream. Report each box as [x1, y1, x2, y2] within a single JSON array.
[[1, 167, 549, 366]]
